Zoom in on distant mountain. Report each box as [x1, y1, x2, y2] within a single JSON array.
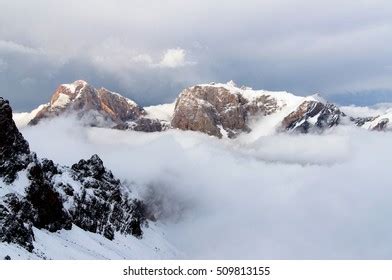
[[171, 81, 392, 137], [171, 81, 346, 138], [13, 80, 392, 137], [21, 80, 169, 132]]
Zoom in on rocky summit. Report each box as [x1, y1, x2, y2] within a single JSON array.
[[171, 82, 280, 138], [0, 98, 149, 253], [29, 80, 145, 126], [281, 101, 345, 133], [28, 80, 166, 132]]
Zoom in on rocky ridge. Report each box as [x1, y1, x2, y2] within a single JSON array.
[[17, 80, 392, 138], [171, 82, 392, 137], [281, 101, 345, 133], [0, 97, 149, 253], [28, 80, 167, 132]]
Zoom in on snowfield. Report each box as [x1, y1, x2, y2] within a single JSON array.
[[0, 223, 180, 260], [1, 115, 390, 259]]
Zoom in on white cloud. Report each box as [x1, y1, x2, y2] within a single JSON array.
[[0, 40, 42, 55], [17, 116, 392, 259], [89, 40, 194, 70], [158, 48, 187, 68], [131, 54, 153, 65]]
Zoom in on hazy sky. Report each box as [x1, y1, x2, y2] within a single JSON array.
[[1, 0, 392, 110]]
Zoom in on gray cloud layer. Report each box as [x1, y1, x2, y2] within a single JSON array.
[[1, 0, 392, 110], [19, 118, 392, 259]]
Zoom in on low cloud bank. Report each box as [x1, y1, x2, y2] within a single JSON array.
[[20, 118, 392, 259]]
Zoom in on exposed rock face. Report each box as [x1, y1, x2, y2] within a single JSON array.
[[0, 98, 32, 183], [114, 118, 170, 132], [0, 194, 35, 251], [18, 80, 392, 137], [172, 86, 246, 138], [171, 85, 279, 138], [0, 98, 149, 252], [29, 80, 145, 127], [97, 88, 146, 123], [372, 118, 389, 131], [68, 155, 147, 240], [351, 116, 391, 131], [281, 101, 345, 133], [350, 116, 378, 127]]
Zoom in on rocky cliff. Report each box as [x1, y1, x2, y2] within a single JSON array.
[[30, 80, 145, 126], [0, 98, 32, 183], [171, 82, 280, 138], [28, 80, 166, 132], [0, 98, 149, 253], [281, 101, 345, 133]]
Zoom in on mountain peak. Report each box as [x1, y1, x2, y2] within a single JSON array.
[[29, 81, 147, 127], [59, 80, 89, 94], [226, 80, 237, 88], [310, 93, 327, 103], [64, 79, 89, 87]]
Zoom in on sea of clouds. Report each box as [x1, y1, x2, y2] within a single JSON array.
[[18, 117, 392, 259]]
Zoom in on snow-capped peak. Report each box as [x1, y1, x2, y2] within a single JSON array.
[[61, 80, 88, 93], [226, 80, 237, 88]]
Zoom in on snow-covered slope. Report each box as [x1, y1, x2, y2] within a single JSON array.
[[0, 223, 179, 260]]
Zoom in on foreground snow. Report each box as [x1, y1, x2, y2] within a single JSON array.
[[0, 223, 180, 260]]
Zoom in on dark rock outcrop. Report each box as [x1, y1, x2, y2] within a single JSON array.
[[26, 158, 72, 232], [372, 118, 389, 131], [0, 98, 32, 183], [67, 154, 147, 240], [0, 196, 35, 251], [281, 101, 345, 133], [351, 116, 390, 131], [0, 98, 149, 252]]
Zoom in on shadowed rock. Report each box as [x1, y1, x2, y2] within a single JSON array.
[[0, 98, 149, 251], [0, 97, 32, 183], [282, 101, 344, 133]]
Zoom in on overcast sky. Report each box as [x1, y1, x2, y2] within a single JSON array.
[[1, 0, 392, 110]]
